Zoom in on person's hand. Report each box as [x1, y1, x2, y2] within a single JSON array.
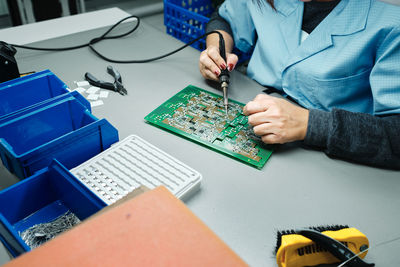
[[243, 94, 309, 144], [199, 45, 238, 81]]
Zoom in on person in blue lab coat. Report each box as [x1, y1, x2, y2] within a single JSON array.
[[199, 0, 400, 169]]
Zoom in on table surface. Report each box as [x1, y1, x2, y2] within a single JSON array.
[[0, 7, 130, 45], [1, 13, 400, 267]]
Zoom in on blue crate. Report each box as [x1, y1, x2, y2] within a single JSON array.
[[0, 160, 107, 256], [0, 70, 72, 120], [164, 0, 214, 51], [0, 97, 119, 179], [164, 0, 252, 61]]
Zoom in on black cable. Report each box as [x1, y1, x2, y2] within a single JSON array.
[[6, 15, 226, 64], [9, 15, 140, 52]]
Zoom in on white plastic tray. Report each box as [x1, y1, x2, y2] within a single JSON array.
[[71, 135, 202, 204]]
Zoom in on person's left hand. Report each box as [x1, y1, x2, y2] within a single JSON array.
[[243, 94, 309, 144]]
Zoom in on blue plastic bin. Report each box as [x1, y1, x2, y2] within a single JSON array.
[[0, 70, 72, 120], [0, 160, 107, 256], [164, 0, 213, 51], [0, 97, 119, 179], [0, 91, 90, 126]]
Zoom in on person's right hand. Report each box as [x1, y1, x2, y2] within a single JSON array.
[[199, 45, 238, 81]]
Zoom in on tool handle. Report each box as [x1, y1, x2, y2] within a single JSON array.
[[218, 34, 227, 62], [107, 65, 122, 83], [85, 72, 116, 91], [296, 229, 374, 267], [217, 34, 230, 85]]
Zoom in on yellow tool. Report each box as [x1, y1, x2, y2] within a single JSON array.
[[275, 226, 374, 267]]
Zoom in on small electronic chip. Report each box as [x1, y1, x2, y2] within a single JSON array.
[[144, 85, 273, 169]]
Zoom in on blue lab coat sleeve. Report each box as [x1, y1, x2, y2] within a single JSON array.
[[370, 26, 400, 115], [206, 8, 233, 38], [217, 1, 256, 53]]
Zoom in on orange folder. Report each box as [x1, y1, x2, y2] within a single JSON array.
[[5, 186, 247, 267]]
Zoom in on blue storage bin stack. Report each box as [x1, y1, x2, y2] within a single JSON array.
[[0, 160, 107, 256], [0, 70, 119, 256], [0, 70, 119, 179], [163, 0, 252, 61]]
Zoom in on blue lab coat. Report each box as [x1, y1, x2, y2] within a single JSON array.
[[219, 0, 400, 115]]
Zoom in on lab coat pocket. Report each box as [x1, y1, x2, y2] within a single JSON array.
[[303, 69, 372, 112]]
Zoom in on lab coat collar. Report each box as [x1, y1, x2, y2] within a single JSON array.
[[274, 0, 298, 16], [274, 0, 370, 35], [280, 0, 371, 70], [330, 0, 370, 36]]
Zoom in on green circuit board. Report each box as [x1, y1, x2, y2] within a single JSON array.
[[144, 85, 273, 169]]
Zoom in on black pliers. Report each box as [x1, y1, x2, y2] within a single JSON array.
[[85, 65, 127, 95]]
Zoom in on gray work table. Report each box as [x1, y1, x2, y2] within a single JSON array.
[[1, 18, 400, 267]]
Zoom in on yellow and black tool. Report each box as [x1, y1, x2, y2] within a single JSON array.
[[275, 225, 374, 267]]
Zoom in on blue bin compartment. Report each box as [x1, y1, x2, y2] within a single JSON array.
[[0, 97, 119, 179], [0, 70, 71, 120], [0, 160, 107, 256], [0, 91, 90, 126]]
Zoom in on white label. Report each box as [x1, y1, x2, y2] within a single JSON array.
[[87, 94, 99, 100], [76, 81, 90, 87], [99, 90, 109, 98], [90, 100, 104, 107]]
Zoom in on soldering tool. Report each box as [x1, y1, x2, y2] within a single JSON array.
[[217, 34, 230, 117]]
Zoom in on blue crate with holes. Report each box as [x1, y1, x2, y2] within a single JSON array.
[[0, 96, 119, 179], [0, 160, 107, 256], [163, 0, 252, 61], [0, 70, 89, 121], [164, 0, 214, 51]]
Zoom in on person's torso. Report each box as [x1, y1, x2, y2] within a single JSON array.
[[243, 0, 400, 114]]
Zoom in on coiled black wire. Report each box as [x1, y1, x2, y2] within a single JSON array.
[[8, 15, 226, 64]]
